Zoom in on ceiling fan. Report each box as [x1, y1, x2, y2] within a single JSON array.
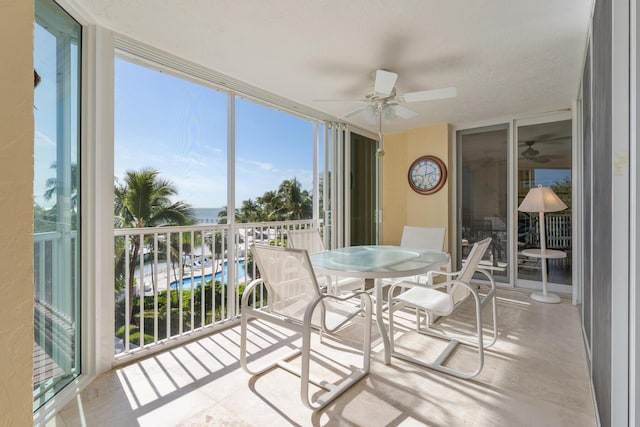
[[315, 69, 457, 156], [315, 69, 457, 123], [520, 136, 571, 164], [521, 141, 548, 163]]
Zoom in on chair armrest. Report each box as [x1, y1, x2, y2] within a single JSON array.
[[241, 278, 265, 308], [309, 291, 373, 333], [389, 277, 453, 295], [320, 290, 369, 303], [417, 269, 460, 285], [474, 268, 497, 300]]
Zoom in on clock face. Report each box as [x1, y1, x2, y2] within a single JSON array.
[[408, 155, 447, 195]]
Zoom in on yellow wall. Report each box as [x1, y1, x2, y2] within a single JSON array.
[[381, 124, 451, 250], [0, 0, 35, 423]]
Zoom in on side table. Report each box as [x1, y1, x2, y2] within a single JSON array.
[[521, 248, 566, 303]]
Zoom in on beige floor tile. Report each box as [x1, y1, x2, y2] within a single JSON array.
[[54, 287, 597, 427]]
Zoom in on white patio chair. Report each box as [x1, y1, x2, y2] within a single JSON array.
[[387, 237, 497, 379], [383, 226, 450, 315], [399, 226, 451, 277], [287, 228, 365, 295], [240, 244, 373, 410]]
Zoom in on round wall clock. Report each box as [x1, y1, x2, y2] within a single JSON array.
[[408, 155, 447, 195]]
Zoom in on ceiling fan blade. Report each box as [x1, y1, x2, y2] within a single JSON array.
[[374, 69, 398, 96], [529, 156, 551, 164], [341, 105, 373, 120], [393, 104, 419, 119], [400, 86, 457, 103], [313, 97, 368, 103]]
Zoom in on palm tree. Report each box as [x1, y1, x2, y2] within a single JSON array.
[[277, 178, 312, 220], [257, 190, 282, 221], [216, 206, 240, 224], [114, 168, 195, 323], [238, 199, 261, 223], [41, 162, 80, 231], [43, 162, 79, 209]]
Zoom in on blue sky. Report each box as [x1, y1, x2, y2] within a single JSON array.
[[534, 169, 571, 187], [34, 24, 79, 210], [36, 52, 570, 212], [114, 58, 315, 208]]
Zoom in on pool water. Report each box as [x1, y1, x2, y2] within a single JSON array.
[[170, 260, 246, 290]]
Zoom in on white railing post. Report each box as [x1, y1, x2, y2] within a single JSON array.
[[124, 234, 130, 352]]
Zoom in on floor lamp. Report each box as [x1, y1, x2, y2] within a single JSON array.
[[518, 185, 568, 303]]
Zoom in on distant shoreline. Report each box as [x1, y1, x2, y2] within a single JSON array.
[[192, 207, 224, 225]]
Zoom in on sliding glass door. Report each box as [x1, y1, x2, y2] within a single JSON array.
[[33, 0, 82, 410], [350, 132, 378, 246], [457, 125, 510, 282], [516, 118, 573, 289], [456, 115, 573, 291]]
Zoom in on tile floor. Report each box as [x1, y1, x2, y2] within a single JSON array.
[[48, 287, 596, 426]]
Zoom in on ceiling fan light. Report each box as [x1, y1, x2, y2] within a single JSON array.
[[394, 104, 419, 119], [363, 107, 378, 124], [383, 106, 396, 120]]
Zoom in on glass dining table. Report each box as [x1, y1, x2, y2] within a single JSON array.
[[309, 245, 449, 364]]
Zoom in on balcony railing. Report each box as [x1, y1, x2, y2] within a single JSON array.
[[113, 219, 319, 361], [33, 230, 79, 407]]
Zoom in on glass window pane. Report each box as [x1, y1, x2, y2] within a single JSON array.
[[113, 58, 228, 343], [33, 0, 82, 411], [114, 59, 228, 214], [517, 120, 572, 285], [350, 132, 378, 246], [458, 125, 509, 282], [235, 98, 314, 223]]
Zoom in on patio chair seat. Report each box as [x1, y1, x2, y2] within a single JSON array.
[[393, 287, 452, 316]]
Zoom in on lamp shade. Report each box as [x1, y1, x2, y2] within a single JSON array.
[[518, 185, 567, 213]]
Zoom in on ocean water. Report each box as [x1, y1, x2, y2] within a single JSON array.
[[193, 207, 224, 225]]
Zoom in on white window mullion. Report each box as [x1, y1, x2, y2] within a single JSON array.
[[313, 123, 319, 226], [227, 93, 236, 318], [344, 127, 351, 247]]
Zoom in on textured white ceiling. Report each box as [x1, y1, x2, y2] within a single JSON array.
[[75, 0, 592, 134]]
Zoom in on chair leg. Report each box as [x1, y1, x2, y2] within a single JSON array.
[[241, 310, 302, 376], [388, 299, 396, 354], [392, 292, 489, 379], [300, 295, 372, 410]]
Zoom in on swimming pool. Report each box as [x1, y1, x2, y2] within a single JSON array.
[[170, 260, 246, 290]]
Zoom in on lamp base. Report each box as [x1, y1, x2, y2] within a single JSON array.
[[530, 292, 561, 304]]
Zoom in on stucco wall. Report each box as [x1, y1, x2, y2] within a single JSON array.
[[0, 0, 35, 423], [381, 124, 450, 250]]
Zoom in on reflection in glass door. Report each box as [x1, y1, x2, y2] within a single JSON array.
[[517, 120, 572, 287], [350, 132, 378, 246], [33, 0, 82, 411], [457, 125, 509, 282]]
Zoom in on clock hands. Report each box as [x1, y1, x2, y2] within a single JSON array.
[[408, 155, 447, 195], [412, 161, 440, 189]]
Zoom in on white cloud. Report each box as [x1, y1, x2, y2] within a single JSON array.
[[238, 157, 274, 171], [173, 154, 208, 168]]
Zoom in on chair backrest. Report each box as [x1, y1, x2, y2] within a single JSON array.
[[287, 228, 326, 255], [401, 226, 446, 251], [250, 244, 320, 322], [452, 237, 492, 303]]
